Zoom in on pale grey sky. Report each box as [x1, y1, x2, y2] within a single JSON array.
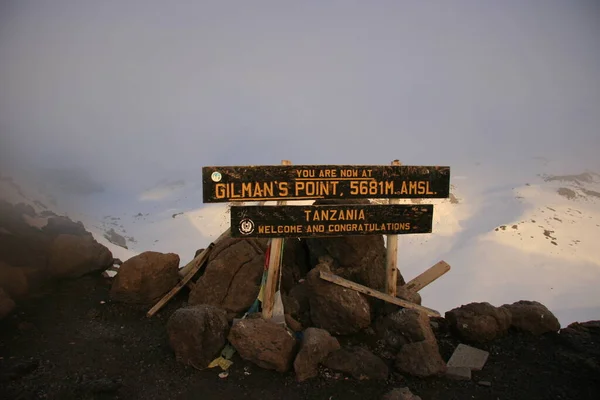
[[1, 0, 599, 196]]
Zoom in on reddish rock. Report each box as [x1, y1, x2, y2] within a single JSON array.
[[375, 309, 434, 351], [228, 318, 298, 373], [110, 251, 179, 304], [445, 302, 512, 343], [395, 340, 446, 377], [502, 300, 560, 335], [48, 234, 113, 279], [189, 237, 268, 314], [306, 263, 371, 335], [324, 346, 389, 380], [293, 327, 340, 382], [166, 305, 229, 369]]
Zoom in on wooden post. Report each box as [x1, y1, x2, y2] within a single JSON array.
[[385, 159, 401, 296], [261, 160, 291, 319]]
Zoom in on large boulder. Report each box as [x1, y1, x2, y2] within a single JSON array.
[[395, 340, 446, 377], [293, 327, 340, 382], [306, 263, 371, 335], [0, 261, 29, 300], [304, 199, 397, 291], [445, 302, 512, 343], [324, 346, 389, 380], [110, 251, 180, 304], [228, 318, 298, 372], [166, 305, 230, 369], [0, 288, 16, 320], [375, 309, 434, 351], [42, 216, 90, 238], [502, 300, 560, 335], [48, 234, 113, 279], [189, 237, 268, 314]]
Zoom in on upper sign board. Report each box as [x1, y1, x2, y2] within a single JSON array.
[[202, 165, 450, 203]]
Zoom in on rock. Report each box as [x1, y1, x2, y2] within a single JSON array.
[[445, 302, 512, 343], [110, 251, 180, 304], [288, 281, 311, 327], [0, 288, 16, 319], [285, 314, 303, 332], [282, 294, 300, 318], [502, 300, 560, 335], [305, 199, 397, 291], [281, 238, 310, 293], [194, 248, 205, 258], [395, 340, 446, 377], [375, 309, 434, 351], [558, 321, 600, 359], [293, 327, 340, 382], [189, 237, 268, 314], [0, 261, 29, 299], [324, 346, 389, 380], [382, 387, 422, 400], [42, 216, 90, 237], [306, 263, 371, 335], [228, 318, 298, 372], [48, 234, 113, 279], [396, 285, 422, 305], [166, 305, 230, 369]]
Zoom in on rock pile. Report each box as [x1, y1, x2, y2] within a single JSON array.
[[0, 200, 114, 320], [103, 220, 563, 389]]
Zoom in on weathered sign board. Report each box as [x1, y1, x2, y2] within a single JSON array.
[[230, 204, 434, 238], [202, 165, 450, 203]]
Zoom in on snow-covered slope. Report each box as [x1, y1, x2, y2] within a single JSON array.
[[2, 168, 599, 327]]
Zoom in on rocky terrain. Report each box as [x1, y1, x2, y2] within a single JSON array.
[[1, 198, 600, 400]]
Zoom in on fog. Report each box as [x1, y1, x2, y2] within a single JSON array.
[[1, 0, 599, 202]]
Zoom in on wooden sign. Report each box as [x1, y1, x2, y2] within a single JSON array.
[[203, 165, 450, 203], [229, 204, 434, 238]]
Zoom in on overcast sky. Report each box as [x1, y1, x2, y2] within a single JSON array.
[[1, 0, 599, 197]]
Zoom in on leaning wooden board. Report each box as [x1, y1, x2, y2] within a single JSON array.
[[403, 261, 451, 292], [319, 271, 441, 317]]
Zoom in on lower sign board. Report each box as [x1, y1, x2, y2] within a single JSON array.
[[230, 204, 434, 238]]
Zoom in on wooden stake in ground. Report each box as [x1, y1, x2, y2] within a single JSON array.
[[146, 244, 215, 317], [385, 159, 401, 296], [261, 159, 291, 319], [319, 270, 441, 317], [403, 260, 451, 292]]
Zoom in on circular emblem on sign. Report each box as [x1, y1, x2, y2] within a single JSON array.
[[211, 171, 222, 182], [238, 218, 255, 235]]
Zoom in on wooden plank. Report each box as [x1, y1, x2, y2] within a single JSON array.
[[261, 160, 291, 319], [146, 246, 213, 317], [403, 261, 451, 293], [202, 164, 450, 202], [230, 204, 434, 238], [386, 159, 401, 296], [319, 271, 441, 317]]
